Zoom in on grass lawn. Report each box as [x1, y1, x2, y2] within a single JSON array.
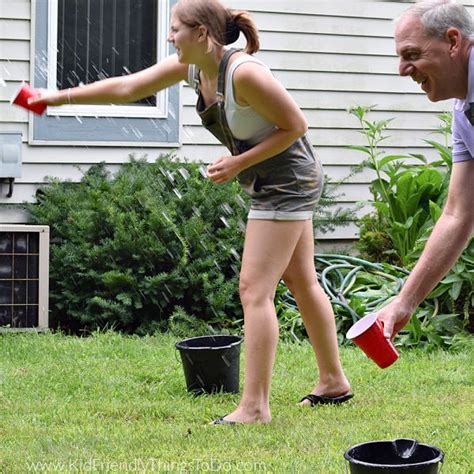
[[0, 331, 472, 473]]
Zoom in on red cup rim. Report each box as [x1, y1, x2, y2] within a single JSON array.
[[346, 313, 378, 340]]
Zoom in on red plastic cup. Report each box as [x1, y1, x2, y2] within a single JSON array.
[[346, 313, 399, 369], [10, 82, 47, 115]]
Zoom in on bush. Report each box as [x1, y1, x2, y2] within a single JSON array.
[[27, 156, 249, 334]]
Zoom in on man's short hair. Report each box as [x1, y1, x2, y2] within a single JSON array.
[[398, 0, 474, 42]]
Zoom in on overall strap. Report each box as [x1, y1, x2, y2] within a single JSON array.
[[216, 48, 240, 102], [215, 49, 241, 155]]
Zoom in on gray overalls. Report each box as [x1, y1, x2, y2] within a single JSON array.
[[189, 49, 324, 220]]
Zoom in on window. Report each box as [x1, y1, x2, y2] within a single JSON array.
[[31, 0, 180, 146]]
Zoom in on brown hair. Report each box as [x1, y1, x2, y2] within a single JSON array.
[[173, 0, 260, 54]]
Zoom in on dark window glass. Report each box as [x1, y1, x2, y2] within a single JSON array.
[[13, 255, 27, 279], [0, 306, 12, 326], [27, 306, 39, 327], [57, 0, 158, 106], [14, 234, 28, 253], [28, 281, 39, 305], [28, 256, 39, 279], [0, 282, 12, 305], [0, 256, 12, 279], [13, 281, 27, 304], [28, 233, 40, 254], [13, 306, 28, 327], [0, 233, 12, 253]]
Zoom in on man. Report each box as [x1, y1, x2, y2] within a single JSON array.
[[377, 0, 474, 339]]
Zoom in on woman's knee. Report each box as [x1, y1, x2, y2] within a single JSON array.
[[282, 272, 318, 298], [239, 274, 273, 307]]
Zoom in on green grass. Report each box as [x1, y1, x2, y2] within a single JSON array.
[[0, 332, 472, 473]]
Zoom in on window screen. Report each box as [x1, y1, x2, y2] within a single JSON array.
[[57, 0, 158, 106]]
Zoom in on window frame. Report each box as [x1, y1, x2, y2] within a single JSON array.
[[29, 0, 181, 147]]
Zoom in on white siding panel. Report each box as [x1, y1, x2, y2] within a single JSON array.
[[0, 19, 30, 40], [183, 107, 449, 131], [0, 62, 29, 81], [0, 102, 28, 122], [257, 50, 398, 74], [231, 0, 408, 18], [260, 31, 396, 55], [182, 88, 450, 113], [0, 0, 30, 20], [0, 39, 30, 60]]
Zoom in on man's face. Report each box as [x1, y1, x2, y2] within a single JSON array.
[[395, 16, 455, 102]]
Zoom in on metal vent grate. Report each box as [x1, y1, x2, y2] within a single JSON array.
[[0, 225, 49, 330]]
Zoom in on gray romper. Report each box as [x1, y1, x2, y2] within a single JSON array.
[[189, 49, 324, 220]]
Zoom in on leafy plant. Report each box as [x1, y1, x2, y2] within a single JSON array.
[[349, 106, 473, 343], [348, 105, 446, 267]]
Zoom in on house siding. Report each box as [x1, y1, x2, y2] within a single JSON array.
[[1, 0, 472, 239]]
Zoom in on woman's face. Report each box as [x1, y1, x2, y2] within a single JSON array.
[[168, 13, 200, 63]]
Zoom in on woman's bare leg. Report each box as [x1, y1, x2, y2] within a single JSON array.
[[221, 219, 307, 424], [281, 221, 351, 404]]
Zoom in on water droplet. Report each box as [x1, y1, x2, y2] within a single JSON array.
[[75, 116, 83, 124], [221, 202, 233, 215], [198, 166, 208, 179], [178, 167, 190, 180], [230, 248, 240, 260], [235, 195, 247, 208], [219, 216, 230, 228], [173, 188, 182, 199]]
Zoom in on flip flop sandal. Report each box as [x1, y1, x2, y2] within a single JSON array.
[[211, 415, 237, 425], [299, 393, 354, 406]]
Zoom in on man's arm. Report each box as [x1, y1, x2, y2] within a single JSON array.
[[377, 159, 474, 338]]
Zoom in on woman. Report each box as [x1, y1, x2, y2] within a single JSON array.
[[30, 0, 352, 424]]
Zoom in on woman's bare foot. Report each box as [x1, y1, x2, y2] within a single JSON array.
[[211, 406, 272, 424]]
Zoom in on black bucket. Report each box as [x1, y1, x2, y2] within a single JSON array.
[[175, 335, 243, 394], [344, 439, 444, 473]]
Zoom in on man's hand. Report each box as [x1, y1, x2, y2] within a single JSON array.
[[376, 298, 413, 340]]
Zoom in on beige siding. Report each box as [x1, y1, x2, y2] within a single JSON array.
[[0, 0, 472, 240]]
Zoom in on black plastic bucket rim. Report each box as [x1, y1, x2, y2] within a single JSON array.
[[175, 335, 243, 351], [344, 439, 444, 470]]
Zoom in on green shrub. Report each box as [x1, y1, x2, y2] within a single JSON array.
[[27, 156, 248, 334]]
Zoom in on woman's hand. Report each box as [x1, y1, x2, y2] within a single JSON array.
[[27, 89, 66, 107], [207, 155, 242, 184]]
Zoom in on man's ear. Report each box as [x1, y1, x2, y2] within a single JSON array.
[[446, 27, 463, 56]]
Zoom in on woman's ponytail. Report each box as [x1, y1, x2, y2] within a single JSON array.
[[230, 11, 260, 54]]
